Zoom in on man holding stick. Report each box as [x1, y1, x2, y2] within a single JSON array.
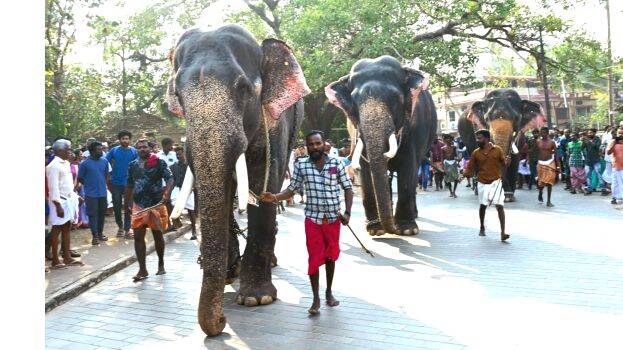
[[261, 130, 353, 315], [464, 130, 511, 241], [124, 139, 174, 282]]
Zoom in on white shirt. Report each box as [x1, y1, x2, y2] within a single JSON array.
[[46, 156, 76, 202], [328, 147, 339, 158], [157, 150, 178, 167], [603, 133, 613, 162]]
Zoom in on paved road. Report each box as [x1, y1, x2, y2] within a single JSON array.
[[45, 184, 623, 350]]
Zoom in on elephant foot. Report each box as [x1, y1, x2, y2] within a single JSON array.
[[235, 281, 277, 307], [366, 221, 385, 236], [505, 194, 516, 202], [271, 253, 278, 267], [396, 221, 419, 236]]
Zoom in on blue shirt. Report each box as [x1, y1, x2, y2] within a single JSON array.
[[77, 156, 109, 197], [287, 155, 352, 224], [106, 146, 138, 185]]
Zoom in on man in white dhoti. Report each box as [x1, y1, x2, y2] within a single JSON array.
[[46, 139, 84, 268], [463, 130, 511, 241]]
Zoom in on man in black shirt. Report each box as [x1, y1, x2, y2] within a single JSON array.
[[124, 139, 174, 282]]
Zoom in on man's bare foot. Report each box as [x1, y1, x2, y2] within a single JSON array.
[[133, 271, 148, 282], [51, 261, 66, 269], [479, 228, 486, 236], [308, 298, 320, 315], [64, 259, 84, 266], [156, 266, 166, 275], [501, 233, 510, 242], [546, 202, 554, 207], [326, 291, 340, 307]]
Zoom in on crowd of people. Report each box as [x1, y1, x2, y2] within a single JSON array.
[[418, 121, 623, 206], [45, 131, 197, 274]]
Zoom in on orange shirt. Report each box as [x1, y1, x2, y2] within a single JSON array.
[[612, 143, 623, 170], [464, 144, 505, 184]]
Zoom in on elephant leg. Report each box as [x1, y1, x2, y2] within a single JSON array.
[[504, 155, 519, 202], [394, 160, 419, 236], [226, 214, 242, 284], [360, 159, 384, 236]]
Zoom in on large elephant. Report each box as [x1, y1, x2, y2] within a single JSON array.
[[166, 25, 310, 336], [325, 56, 437, 236], [458, 89, 546, 201]]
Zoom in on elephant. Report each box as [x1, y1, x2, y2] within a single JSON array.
[[325, 56, 437, 236], [166, 25, 310, 336], [458, 89, 546, 201]]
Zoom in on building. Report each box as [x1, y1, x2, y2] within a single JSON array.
[[435, 75, 597, 133]]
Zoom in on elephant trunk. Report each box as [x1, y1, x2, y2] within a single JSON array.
[[195, 161, 233, 336], [489, 119, 514, 156]]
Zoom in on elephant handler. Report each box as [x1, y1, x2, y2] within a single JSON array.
[[464, 129, 511, 242], [260, 130, 353, 315], [536, 126, 558, 207], [124, 139, 174, 282]]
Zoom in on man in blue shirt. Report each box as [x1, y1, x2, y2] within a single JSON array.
[[78, 141, 110, 245], [106, 130, 138, 238]]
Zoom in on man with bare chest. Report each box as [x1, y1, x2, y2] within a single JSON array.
[[536, 126, 558, 207], [442, 134, 460, 198]]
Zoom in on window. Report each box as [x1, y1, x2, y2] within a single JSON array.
[[449, 111, 456, 122]]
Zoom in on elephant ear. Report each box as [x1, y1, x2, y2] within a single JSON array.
[[166, 75, 184, 117], [261, 39, 311, 120], [166, 48, 184, 118], [404, 67, 430, 118], [520, 100, 546, 132], [467, 101, 487, 130], [325, 75, 357, 124]]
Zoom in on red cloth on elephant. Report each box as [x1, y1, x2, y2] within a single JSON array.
[[305, 217, 341, 275]]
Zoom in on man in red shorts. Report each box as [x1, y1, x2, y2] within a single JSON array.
[[261, 130, 353, 315]]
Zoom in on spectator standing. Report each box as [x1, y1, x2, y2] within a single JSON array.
[[78, 141, 110, 245], [430, 138, 444, 191], [81, 137, 97, 159], [583, 129, 605, 195], [170, 145, 197, 239], [527, 129, 540, 190], [607, 128, 623, 204], [157, 137, 178, 232], [106, 130, 138, 239], [47, 139, 84, 268], [601, 127, 616, 194]]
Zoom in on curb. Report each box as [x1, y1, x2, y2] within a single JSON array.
[[45, 224, 192, 313]]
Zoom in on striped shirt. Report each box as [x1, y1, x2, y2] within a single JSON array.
[[287, 155, 352, 224]]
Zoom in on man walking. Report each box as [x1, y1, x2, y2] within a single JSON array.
[[106, 130, 137, 239], [430, 138, 444, 190], [125, 139, 174, 282], [567, 132, 587, 194], [536, 127, 558, 207], [170, 145, 197, 240], [442, 134, 460, 198], [261, 131, 353, 315], [464, 130, 511, 241], [47, 139, 84, 268], [78, 141, 110, 245]]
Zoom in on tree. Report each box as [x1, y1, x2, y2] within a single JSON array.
[[45, 0, 107, 142]]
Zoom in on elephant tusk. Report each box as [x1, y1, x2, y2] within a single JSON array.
[[383, 134, 398, 159], [235, 154, 249, 211], [171, 167, 194, 220], [351, 138, 363, 170]]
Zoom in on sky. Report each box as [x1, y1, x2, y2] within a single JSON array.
[[68, 0, 623, 71]]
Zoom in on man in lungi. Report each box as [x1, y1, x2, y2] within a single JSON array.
[[567, 132, 587, 194], [124, 139, 174, 282], [536, 126, 558, 207], [46, 139, 84, 268], [464, 130, 511, 241], [442, 134, 460, 198], [170, 145, 197, 240], [261, 130, 353, 315]]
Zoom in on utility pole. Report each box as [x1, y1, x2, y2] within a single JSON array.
[[538, 25, 553, 128], [606, 0, 615, 125]]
